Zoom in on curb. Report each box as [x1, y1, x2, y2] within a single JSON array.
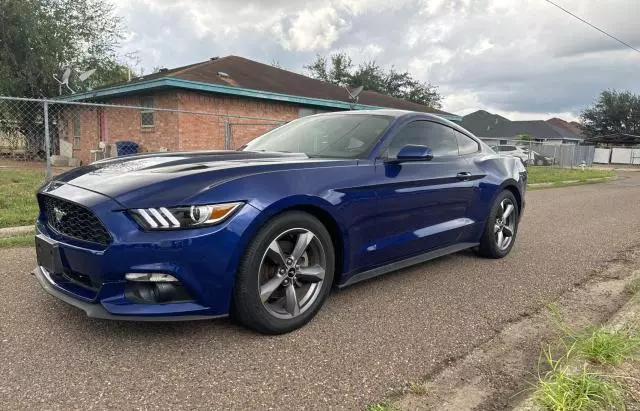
[[0, 226, 34, 238], [527, 176, 615, 188]]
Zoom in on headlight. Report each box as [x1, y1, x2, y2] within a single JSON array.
[[129, 202, 243, 230]]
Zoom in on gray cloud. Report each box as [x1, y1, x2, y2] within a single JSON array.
[[113, 0, 640, 120]]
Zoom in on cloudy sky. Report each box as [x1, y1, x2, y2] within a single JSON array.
[[112, 0, 639, 121]]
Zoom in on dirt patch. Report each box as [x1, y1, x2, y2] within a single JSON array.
[[0, 158, 71, 175], [392, 245, 640, 411], [617, 361, 640, 409]]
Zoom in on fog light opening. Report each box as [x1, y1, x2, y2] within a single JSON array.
[[124, 273, 193, 304], [125, 272, 178, 282]]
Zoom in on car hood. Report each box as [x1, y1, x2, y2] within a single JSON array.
[[50, 150, 353, 207]]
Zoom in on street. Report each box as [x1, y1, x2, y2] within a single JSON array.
[[2, 173, 640, 410]]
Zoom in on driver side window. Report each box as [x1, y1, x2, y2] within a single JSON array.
[[385, 121, 459, 158]]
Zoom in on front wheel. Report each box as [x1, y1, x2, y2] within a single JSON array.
[[231, 211, 334, 334], [476, 190, 519, 258]]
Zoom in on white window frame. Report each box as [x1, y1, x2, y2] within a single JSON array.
[[140, 96, 155, 128], [72, 111, 81, 148]]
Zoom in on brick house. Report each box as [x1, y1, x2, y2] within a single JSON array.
[[62, 56, 459, 165]]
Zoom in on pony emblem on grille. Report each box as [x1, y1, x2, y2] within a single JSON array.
[[53, 207, 66, 223]]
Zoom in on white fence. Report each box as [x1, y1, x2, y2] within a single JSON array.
[[593, 147, 640, 165]]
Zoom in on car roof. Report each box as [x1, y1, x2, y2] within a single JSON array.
[[313, 109, 483, 142], [317, 108, 440, 120]]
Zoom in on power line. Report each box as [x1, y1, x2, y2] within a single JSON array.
[[543, 0, 640, 54]]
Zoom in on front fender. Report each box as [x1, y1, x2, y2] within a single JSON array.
[[185, 163, 375, 280], [238, 195, 352, 278]]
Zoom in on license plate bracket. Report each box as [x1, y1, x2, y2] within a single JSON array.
[[35, 234, 64, 275]]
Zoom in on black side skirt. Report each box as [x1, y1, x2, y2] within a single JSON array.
[[338, 242, 478, 288]]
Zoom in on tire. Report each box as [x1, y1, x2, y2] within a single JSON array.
[[476, 190, 519, 259], [231, 211, 335, 334]]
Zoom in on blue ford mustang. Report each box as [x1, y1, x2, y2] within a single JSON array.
[[33, 109, 526, 334]]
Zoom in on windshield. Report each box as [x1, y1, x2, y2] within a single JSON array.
[[241, 114, 393, 159]]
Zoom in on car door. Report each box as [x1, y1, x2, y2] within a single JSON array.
[[367, 120, 479, 268]]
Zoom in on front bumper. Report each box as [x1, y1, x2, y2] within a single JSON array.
[[33, 183, 263, 320], [33, 265, 224, 321]]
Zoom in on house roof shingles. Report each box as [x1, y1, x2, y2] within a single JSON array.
[[459, 110, 510, 136], [460, 110, 583, 140], [546, 117, 584, 137], [88, 56, 454, 117]]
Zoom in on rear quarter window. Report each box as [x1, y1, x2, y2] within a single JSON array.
[[454, 131, 479, 155]]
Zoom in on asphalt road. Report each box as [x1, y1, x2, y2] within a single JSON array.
[[2, 173, 640, 410]]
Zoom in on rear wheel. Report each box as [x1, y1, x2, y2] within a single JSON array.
[[476, 190, 519, 258], [231, 211, 334, 334]]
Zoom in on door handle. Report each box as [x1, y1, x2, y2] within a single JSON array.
[[456, 172, 472, 180]]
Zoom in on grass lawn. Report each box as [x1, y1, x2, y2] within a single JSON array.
[[0, 234, 34, 248], [0, 169, 44, 228], [527, 166, 615, 185]]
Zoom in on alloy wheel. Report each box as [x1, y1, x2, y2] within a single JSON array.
[[258, 228, 326, 319], [494, 199, 516, 250]]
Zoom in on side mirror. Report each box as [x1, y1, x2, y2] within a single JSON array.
[[387, 145, 434, 162]]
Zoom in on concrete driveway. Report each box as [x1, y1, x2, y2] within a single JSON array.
[[2, 172, 640, 410]]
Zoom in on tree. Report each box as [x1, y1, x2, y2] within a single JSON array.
[[305, 53, 443, 109], [327, 53, 353, 87], [0, 0, 129, 98], [305, 55, 329, 82], [580, 90, 640, 137], [304, 53, 353, 86], [348, 60, 384, 92], [0, 0, 130, 159]]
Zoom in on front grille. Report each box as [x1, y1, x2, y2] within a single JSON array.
[[42, 195, 112, 246]]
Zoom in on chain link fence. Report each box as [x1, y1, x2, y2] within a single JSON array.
[[0, 98, 49, 163], [0, 96, 287, 180]]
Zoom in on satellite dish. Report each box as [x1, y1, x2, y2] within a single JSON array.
[[53, 66, 95, 95], [346, 85, 364, 101], [78, 68, 96, 82], [61, 68, 71, 84], [53, 67, 75, 94], [345, 85, 363, 110]]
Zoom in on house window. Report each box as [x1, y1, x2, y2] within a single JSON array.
[[72, 111, 81, 147], [140, 96, 154, 127]]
